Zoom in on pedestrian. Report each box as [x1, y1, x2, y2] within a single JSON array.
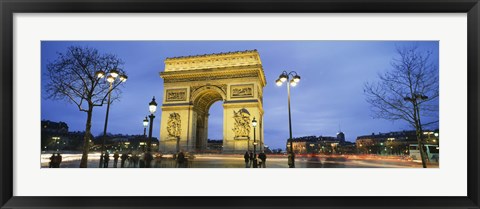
[[54, 153, 62, 168], [252, 153, 258, 168], [243, 151, 250, 168], [177, 151, 185, 168], [132, 154, 139, 168], [103, 151, 110, 168], [288, 152, 295, 168], [120, 153, 128, 168], [172, 153, 177, 167], [258, 151, 267, 168], [49, 153, 55, 168], [144, 152, 153, 168], [127, 155, 133, 168], [113, 151, 119, 168], [139, 153, 145, 168], [248, 151, 257, 168]]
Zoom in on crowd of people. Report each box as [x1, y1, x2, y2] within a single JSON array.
[[243, 151, 267, 168], [48, 150, 280, 168], [99, 150, 195, 168]]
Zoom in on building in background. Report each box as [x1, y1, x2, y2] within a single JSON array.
[[41, 120, 73, 151], [355, 130, 439, 155], [206, 139, 223, 153], [286, 132, 355, 154], [42, 120, 158, 152]]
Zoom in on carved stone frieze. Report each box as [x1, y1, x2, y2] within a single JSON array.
[[232, 108, 251, 139], [164, 50, 261, 72], [230, 84, 254, 98], [163, 72, 258, 83], [167, 112, 181, 138], [165, 88, 187, 102]]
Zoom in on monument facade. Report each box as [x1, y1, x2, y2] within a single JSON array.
[[158, 50, 266, 153]]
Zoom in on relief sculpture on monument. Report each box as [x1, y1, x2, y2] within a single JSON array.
[[166, 89, 187, 102], [232, 108, 251, 139], [167, 112, 181, 138], [231, 84, 254, 98]]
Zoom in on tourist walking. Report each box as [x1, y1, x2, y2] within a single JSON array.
[[252, 153, 258, 168], [139, 154, 145, 168], [249, 151, 255, 168], [244, 151, 250, 168], [132, 154, 139, 168], [177, 151, 186, 168], [144, 152, 153, 168], [103, 151, 110, 168], [51, 153, 62, 168], [113, 151, 119, 168], [49, 153, 55, 168], [56, 153, 63, 168], [120, 153, 128, 168], [288, 152, 295, 168], [258, 151, 267, 168]]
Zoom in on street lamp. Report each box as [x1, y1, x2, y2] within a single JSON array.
[[252, 117, 258, 158], [275, 71, 301, 168], [147, 97, 157, 152], [404, 93, 428, 168], [142, 116, 149, 152], [97, 69, 127, 168]]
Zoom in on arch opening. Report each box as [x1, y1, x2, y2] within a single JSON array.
[[192, 89, 224, 153], [206, 101, 224, 153]]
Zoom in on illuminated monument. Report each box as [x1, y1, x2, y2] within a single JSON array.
[[158, 50, 266, 153]]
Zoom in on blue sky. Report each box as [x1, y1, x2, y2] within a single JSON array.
[[41, 41, 439, 149]]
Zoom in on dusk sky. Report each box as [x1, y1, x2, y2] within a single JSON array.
[[41, 41, 439, 149]]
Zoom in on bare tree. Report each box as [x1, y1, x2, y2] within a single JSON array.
[[364, 45, 439, 168], [45, 46, 127, 168]]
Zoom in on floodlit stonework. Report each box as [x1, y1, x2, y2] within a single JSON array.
[[158, 50, 266, 153]]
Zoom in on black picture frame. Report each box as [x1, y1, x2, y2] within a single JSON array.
[[1, 0, 479, 208]]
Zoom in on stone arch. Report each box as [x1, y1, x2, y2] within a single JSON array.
[[191, 88, 225, 152], [158, 50, 266, 153], [191, 85, 226, 113], [191, 85, 226, 101]]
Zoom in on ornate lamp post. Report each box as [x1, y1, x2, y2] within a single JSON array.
[[275, 71, 301, 168], [252, 117, 258, 157], [97, 69, 127, 168], [142, 116, 148, 152], [404, 93, 428, 168], [147, 97, 157, 152]]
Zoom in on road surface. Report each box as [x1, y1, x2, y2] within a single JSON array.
[[41, 153, 439, 168]]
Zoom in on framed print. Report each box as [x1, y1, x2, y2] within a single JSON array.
[[1, 0, 479, 209]]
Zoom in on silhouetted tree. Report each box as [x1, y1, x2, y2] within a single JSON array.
[[364, 45, 438, 168], [44, 46, 127, 168]]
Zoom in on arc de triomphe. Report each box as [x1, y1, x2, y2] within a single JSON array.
[[158, 50, 266, 153]]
